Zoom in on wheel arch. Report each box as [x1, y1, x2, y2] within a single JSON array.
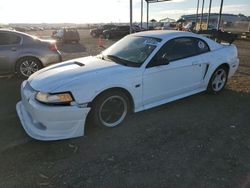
[[89, 87, 135, 112], [15, 56, 43, 72], [208, 62, 230, 82], [206, 62, 230, 93], [217, 63, 230, 74]]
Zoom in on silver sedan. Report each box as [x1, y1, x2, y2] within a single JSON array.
[[0, 29, 62, 78]]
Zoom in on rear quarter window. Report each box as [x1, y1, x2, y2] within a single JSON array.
[[194, 38, 210, 54]]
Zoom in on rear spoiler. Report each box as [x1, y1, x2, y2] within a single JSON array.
[[196, 29, 237, 44]]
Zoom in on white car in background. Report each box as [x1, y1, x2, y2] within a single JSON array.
[[16, 30, 239, 141]]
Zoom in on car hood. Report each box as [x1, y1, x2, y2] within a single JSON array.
[[28, 56, 130, 92]]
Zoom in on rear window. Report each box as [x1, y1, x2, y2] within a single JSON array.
[[0, 33, 21, 45]]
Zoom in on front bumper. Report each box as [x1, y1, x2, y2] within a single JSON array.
[[16, 81, 90, 141]]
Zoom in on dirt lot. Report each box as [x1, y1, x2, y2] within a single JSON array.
[[0, 29, 249, 188]]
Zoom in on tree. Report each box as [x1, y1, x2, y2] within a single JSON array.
[[238, 13, 246, 17], [150, 19, 157, 23]]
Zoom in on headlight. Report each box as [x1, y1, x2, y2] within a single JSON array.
[[35, 92, 74, 105]]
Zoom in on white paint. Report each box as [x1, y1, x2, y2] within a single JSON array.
[[16, 31, 239, 141]]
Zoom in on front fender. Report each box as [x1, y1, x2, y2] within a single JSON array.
[[53, 75, 143, 112]]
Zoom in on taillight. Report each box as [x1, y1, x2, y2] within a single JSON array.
[[49, 43, 57, 51]]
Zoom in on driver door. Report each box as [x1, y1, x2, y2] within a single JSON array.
[[142, 37, 207, 107]]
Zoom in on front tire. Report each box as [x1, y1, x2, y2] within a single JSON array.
[[207, 66, 228, 94], [16, 57, 42, 78], [90, 91, 130, 128]]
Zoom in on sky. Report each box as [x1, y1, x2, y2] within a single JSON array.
[[0, 0, 249, 24]]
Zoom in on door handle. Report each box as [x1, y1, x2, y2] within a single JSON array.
[[11, 47, 17, 51]]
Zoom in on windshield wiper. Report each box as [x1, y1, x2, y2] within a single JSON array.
[[97, 54, 140, 67], [96, 54, 112, 61], [106, 55, 128, 66]]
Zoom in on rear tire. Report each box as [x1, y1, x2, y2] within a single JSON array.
[[16, 57, 42, 79], [207, 66, 228, 94], [90, 91, 131, 128]]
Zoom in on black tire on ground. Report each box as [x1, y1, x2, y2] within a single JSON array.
[[16, 57, 43, 79], [90, 91, 131, 128], [207, 65, 228, 94]]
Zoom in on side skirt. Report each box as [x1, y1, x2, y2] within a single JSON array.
[[135, 88, 206, 112]]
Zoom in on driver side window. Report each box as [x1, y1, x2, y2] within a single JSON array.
[[147, 37, 207, 68], [161, 37, 198, 62]]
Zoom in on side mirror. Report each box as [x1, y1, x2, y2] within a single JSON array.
[[157, 53, 170, 65]]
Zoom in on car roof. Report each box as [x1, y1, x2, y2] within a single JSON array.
[[0, 29, 34, 38], [132, 30, 222, 51], [132, 30, 201, 40]]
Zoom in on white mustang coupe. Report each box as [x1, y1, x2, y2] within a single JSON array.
[[16, 30, 239, 140]]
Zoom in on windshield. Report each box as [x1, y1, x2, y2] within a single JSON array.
[[101, 36, 161, 67]]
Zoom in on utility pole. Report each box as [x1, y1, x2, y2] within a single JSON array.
[[217, 0, 224, 30], [195, 0, 200, 30], [147, 1, 149, 29], [130, 0, 133, 34], [199, 0, 205, 30], [207, 0, 212, 29], [141, 0, 143, 29]]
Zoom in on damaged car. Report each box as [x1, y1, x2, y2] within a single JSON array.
[[16, 30, 239, 140]]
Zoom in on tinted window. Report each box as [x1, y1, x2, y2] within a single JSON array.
[[163, 38, 198, 61], [0, 33, 9, 45], [147, 37, 210, 68], [156, 37, 209, 63], [0, 33, 21, 45], [194, 38, 210, 54]]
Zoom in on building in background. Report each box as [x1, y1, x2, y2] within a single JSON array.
[[181, 13, 248, 27]]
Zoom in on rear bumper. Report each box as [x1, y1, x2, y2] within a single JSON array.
[[16, 81, 90, 141], [40, 51, 62, 67], [228, 58, 240, 78]]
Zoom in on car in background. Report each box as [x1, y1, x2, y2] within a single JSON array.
[[0, 29, 62, 78], [90, 24, 115, 38], [161, 22, 177, 30], [52, 28, 80, 44], [16, 30, 239, 140], [103, 25, 130, 39], [131, 25, 142, 33]]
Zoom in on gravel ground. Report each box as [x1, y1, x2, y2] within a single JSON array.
[[0, 29, 249, 188]]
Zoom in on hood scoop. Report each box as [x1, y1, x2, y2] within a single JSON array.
[[74, 61, 85, 67]]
